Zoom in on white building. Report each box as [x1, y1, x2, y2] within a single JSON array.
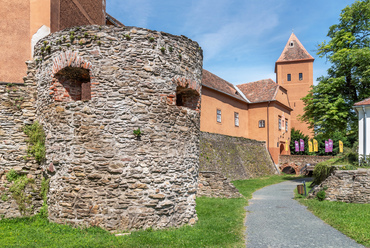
[[353, 97, 370, 158]]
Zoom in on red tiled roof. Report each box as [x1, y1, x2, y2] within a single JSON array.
[[106, 13, 125, 27], [354, 97, 370, 106], [276, 33, 314, 63], [202, 69, 246, 102], [236, 79, 278, 103]]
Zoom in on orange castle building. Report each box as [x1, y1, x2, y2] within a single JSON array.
[[275, 33, 314, 137], [200, 33, 314, 164], [0, 0, 123, 84]]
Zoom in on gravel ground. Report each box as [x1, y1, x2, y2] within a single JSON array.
[[245, 179, 364, 248]]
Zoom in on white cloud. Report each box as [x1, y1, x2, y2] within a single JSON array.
[[184, 0, 282, 62]]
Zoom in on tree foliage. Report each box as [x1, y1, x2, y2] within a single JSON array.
[[301, 0, 370, 138], [290, 128, 353, 156], [290, 128, 310, 155]]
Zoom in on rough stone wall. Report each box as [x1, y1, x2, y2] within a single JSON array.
[[0, 62, 45, 217], [200, 132, 277, 181], [32, 25, 203, 230], [197, 172, 242, 198], [309, 169, 370, 203]]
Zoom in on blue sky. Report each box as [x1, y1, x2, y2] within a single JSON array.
[[106, 0, 355, 85]]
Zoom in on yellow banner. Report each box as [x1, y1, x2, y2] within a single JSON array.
[[285, 140, 288, 151], [339, 140, 343, 153], [309, 141, 313, 152], [313, 139, 318, 152]]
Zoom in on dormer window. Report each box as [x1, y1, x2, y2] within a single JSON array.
[[289, 41, 294, 47]]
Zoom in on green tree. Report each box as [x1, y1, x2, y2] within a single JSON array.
[[290, 128, 352, 156], [301, 0, 370, 139], [290, 128, 310, 155]]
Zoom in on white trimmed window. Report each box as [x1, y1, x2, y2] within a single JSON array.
[[217, 109, 221, 123], [259, 120, 265, 128], [278, 117, 282, 130], [285, 119, 288, 132], [234, 112, 239, 127]]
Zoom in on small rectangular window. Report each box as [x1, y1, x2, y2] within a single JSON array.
[[287, 74, 291, 81], [217, 109, 221, 123], [259, 120, 265, 128], [278, 117, 282, 130], [299, 73, 303, 80], [285, 118, 288, 132], [234, 112, 239, 127]]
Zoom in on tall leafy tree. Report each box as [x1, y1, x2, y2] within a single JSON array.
[[301, 0, 370, 139], [290, 128, 310, 155]]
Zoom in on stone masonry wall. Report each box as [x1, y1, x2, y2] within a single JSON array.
[[197, 172, 242, 198], [309, 169, 370, 203], [32, 25, 203, 230], [200, 132, 278, 181], [0, 62, 45, 217]]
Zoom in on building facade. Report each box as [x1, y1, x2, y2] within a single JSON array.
[[201, 33, 314, 164], [354, 98, 370, 159], [0, 0, 108, 83], [201, 71, 292, 164]]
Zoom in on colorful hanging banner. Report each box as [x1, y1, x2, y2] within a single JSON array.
[[309, 141, 313, 152], [339, 140, 343, 153], [285, 140, 288, 151], [313, 139, 318, 152], [325, 140, 329, 153], [300, 139, 304, 152], [295, 141, 299, 152], [328, 139, 333, 152]]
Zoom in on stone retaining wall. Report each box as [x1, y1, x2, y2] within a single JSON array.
[[197, 172, 242, 198], [309, 169, 370, 203], [200, 132, 277, 181]]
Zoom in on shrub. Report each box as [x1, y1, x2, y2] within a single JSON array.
[[316, 190, 326, 201], [338, 165, 357, 170], [312, 163, 335, 186], [23, 121, 46, 163]]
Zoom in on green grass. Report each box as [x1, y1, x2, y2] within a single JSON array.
[[296, 182, 370, 247], [232, 175, 298, 199], [0, 175, 295, 248]]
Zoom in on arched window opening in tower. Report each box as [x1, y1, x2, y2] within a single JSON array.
[[176, 86, 200, 110], [54, 66, 91, 101]]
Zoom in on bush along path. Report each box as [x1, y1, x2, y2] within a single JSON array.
[[244, 179, 364, 248]]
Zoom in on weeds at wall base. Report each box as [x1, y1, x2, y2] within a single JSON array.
[[23, 121, 46, 163]]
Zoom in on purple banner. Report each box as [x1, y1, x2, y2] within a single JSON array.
[[300, 139, 304, 151], [295, 141, 299, 152], [325, 140, 329, 153], [328, 139, 333, 152]]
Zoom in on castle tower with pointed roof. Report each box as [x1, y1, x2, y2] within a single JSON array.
[[275, 33, 314, 137]]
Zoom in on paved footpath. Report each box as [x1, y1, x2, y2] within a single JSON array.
[[245, 179, 365, 248]]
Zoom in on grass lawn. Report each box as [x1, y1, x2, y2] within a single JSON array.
[[296, 182, 370, 247], [0, 175, 294, 248]]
